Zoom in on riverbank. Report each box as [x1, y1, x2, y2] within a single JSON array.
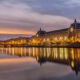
[[1, 42, 80, 48]]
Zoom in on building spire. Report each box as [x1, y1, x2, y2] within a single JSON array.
[[40, 28, 42, 31], [74, 19, 77, 23]]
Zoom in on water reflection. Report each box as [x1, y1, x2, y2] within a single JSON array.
[[0, 47, 80, 75]]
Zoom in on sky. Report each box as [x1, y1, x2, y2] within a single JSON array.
[[0, 0, 80, 35]]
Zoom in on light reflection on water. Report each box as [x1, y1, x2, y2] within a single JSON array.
[[0, 47, 80, 80]]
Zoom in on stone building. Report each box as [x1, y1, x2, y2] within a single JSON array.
[[0, 19, 80, 47], [29, 19, 80, 46]]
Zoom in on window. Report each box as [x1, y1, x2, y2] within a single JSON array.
[[70, 27, 74, 32]]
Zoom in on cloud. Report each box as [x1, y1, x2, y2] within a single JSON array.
[[0, 0, 73, 34], [67, 0, 80, 5], [23, 0, 80, 19]]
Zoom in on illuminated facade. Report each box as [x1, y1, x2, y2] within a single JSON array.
[[29, 19, 80, 46], [0, 37, 29, 47], [0, 19, 80, 47]]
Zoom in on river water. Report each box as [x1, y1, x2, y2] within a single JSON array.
[[0, 47, 79, 80]]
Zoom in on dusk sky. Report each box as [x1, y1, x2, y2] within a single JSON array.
[[0, 0, 80, 35]]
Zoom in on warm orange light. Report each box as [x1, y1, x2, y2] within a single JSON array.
[[0, 28, 35, 35], [71, 61, 75, 68], [70, 27, 74, 32], [71, 49, 74, 60]]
